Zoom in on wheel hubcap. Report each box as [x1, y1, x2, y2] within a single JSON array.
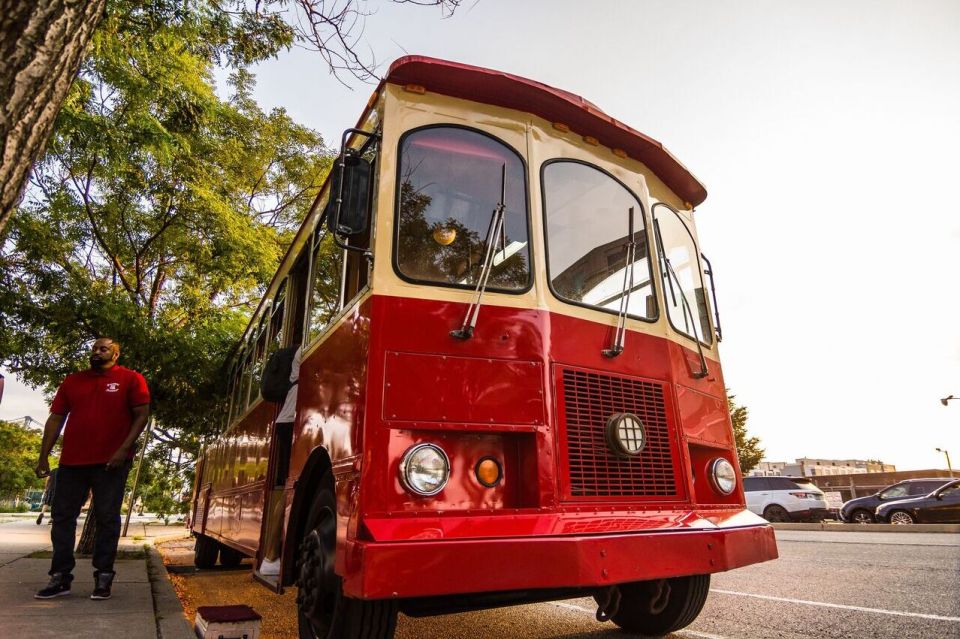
[[852, 511, 871, 524], [890, 512, 913, 525]]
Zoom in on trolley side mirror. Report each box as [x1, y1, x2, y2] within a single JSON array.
[[325, 149, 372, 237]]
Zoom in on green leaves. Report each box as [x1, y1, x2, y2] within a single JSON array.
[[0, 421, 45, 499], [728, 391, 765, 474], [1, 0, 332, 442]]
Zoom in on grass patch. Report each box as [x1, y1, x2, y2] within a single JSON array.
[[28, 549, 147, 560]]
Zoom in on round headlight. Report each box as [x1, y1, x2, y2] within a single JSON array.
[[605, 413, 646, 456], [709, 458, 737, 495], [399, 444, 450, 496]]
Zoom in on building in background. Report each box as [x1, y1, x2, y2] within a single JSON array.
[[750, 461, 788, 476], [748, 458, 896, 477]]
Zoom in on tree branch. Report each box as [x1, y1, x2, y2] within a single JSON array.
[[68, 161, 138, 299], [137, 196, 179, 260], [148, 261, 167, 319]]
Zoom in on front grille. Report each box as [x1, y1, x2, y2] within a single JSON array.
[[560, 367, 679, 499]]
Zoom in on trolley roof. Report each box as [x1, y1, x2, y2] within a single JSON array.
[[384, 56, 707, 207]]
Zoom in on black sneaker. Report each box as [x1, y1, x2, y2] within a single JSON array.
[[90, 570, 115, 600], [34, 573, 72, 599]]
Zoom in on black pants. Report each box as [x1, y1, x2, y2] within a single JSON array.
[[273, 421, 293, 487], [49, 462, 131, 577]]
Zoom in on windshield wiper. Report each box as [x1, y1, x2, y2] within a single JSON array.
[[701, 252, 722, 342], [451, 164, 507, 340], [653, 219, 709, 379], [602, 207, 638, 358]]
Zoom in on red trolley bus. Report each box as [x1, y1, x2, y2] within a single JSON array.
[[190, 56, 778, 639]]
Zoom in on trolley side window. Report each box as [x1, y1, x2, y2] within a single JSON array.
[[542, 161, 656, 320], [652, 203, 712, 345], [307, 225, 345, 342], [394, 126, 530, 291]]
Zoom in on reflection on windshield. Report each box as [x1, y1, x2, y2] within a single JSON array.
[[543, 161, 655, 319], [652, 203, 712, 345], [395, 127, 530, 290]]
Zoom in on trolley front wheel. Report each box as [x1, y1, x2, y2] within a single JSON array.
[[296, 476, 397, 639], [598, 574, 711, 637]]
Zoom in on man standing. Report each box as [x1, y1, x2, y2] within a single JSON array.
[[33, 337, 150, 600]]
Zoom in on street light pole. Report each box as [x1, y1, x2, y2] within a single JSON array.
[[122, 417, 152, 537], [936, 447, 954, 478]]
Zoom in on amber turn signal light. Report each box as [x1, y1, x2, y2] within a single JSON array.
[[475, 457, 503, 488]]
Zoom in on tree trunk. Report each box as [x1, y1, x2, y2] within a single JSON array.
[[0, 0, 107, 235]]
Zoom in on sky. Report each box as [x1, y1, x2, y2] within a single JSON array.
[[3, 1, 959, 471]]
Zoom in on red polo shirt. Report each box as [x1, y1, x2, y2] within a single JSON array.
[[50, 365, 151, 465]]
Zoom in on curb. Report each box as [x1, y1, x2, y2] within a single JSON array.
[[150, 532, 193, 546], [772, 522, 960, 533], [146, 545, 195, 639]]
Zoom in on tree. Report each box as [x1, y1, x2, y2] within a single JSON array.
[[0, 420, 45, 500], [134, 442, 193, 523], [728, 392, 764, 474], [2, 0, 463, 542], [1, 2, 331, 446], [0, 0, 462, 236], [0, 0, 108, 234]]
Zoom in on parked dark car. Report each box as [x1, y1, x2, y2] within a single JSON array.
[[875, 479, 960, 524], [839, 478, 953, 523]]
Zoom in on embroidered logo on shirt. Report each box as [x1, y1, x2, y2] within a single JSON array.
[[106, 382, 120, 392]]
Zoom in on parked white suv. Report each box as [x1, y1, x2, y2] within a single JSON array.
[[743, 476, 830, 522]]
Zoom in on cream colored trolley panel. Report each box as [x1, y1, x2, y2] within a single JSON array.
[[524, 116, 719, 359], [524, 121, 662, 344], [371, 84, 537, 310], [372, 84, 716, 359]]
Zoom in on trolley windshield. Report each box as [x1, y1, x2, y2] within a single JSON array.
[[542, 161, 656, 319], [395, 127, 530, 290]]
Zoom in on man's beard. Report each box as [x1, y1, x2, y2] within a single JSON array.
[[90, 356, 107, 370]]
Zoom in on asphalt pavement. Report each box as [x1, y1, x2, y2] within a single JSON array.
[[3, 515, 958, 639], [0, 514, 193, 639], [388, 529, 960, 639]]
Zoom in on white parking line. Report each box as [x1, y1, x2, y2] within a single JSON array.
[[550, 602, 729, 638], [710, 589, 960, 623]]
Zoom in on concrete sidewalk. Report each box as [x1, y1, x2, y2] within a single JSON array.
[[0, 516, 194, 639]]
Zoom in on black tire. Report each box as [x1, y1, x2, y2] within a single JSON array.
[[763, 504, 791, 523], [296, 477, 398, 639], [219, 544, 245, 568], [603, 574, 711, 637], [850, 509, 874, 524], [193, 535, 219, 569]]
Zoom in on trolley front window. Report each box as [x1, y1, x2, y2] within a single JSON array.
[[542, 161, 656, 320], [652, 203, 712, 345], [395, 126, 530, 291]]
